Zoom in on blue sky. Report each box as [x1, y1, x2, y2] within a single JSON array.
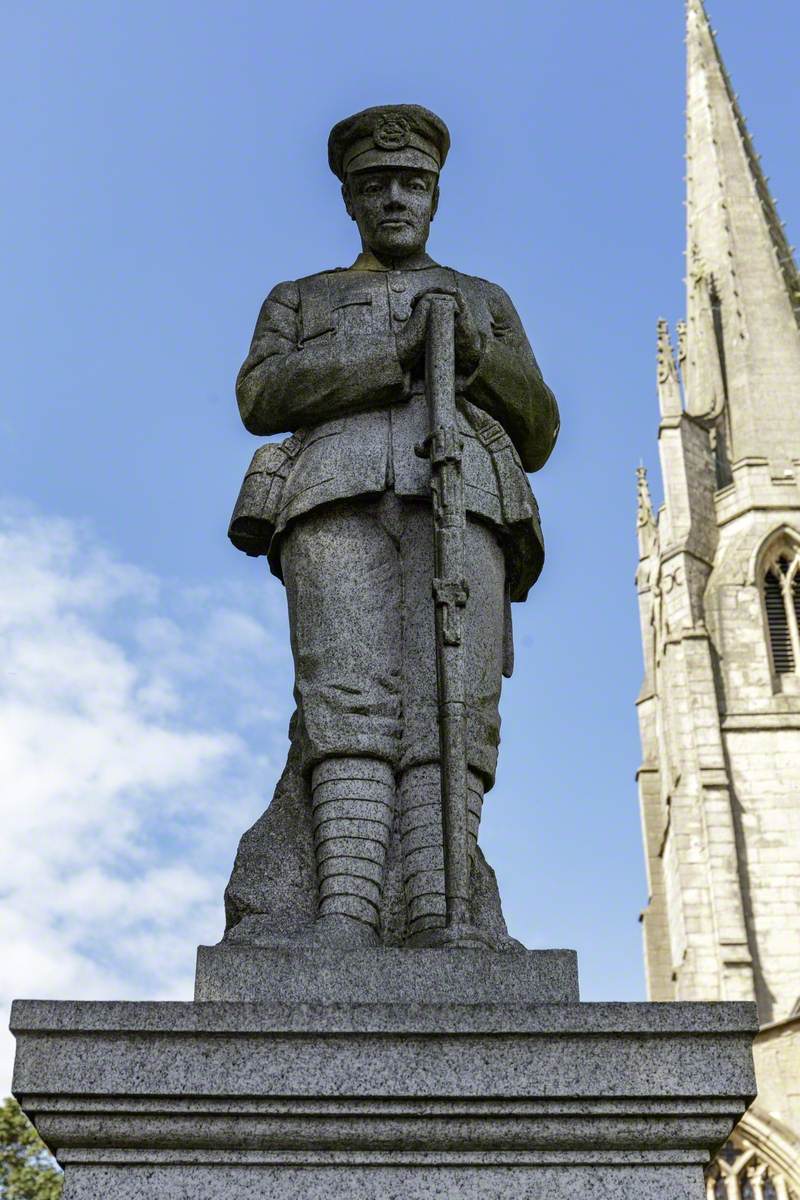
[[2, 0, 799, 1087]]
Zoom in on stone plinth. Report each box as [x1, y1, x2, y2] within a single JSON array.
[[11, 954, 756, 1199], [195, 944, 579, 1003]]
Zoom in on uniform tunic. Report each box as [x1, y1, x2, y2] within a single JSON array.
[[236, 251, 559, 787]]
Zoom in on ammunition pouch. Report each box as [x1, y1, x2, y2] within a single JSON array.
[[228, 432, 306, 557]]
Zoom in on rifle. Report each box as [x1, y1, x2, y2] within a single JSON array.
[[423, 294, 472, 936]]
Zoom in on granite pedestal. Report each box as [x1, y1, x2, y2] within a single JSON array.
[[11, 948, 756, 1199], [194, 943, 579, 1003]]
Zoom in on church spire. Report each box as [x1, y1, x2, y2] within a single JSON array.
[[684, 0, 800, 462]]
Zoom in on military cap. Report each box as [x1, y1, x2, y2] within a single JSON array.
[[328, 104, 450, 180]]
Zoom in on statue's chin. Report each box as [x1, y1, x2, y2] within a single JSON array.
[[369, 232, 425, 260]]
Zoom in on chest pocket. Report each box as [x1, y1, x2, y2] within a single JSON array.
[[332, 291, 373, 337], [298, 274, 374, 342]]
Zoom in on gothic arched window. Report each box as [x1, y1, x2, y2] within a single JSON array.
[[763, 548, 800, 676], [706, 1137, 798, 1200]]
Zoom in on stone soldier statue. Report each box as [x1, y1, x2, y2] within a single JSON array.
[[227, 104, 559, 950]]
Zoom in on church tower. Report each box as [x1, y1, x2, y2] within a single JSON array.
[[636, 0, 800, 1190]]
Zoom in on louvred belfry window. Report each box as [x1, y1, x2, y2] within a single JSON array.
[[764, 551, 800, 675]]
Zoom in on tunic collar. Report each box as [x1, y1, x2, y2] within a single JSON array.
[[347, 249, 438, 272]]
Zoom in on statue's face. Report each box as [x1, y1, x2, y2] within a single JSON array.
[[344, 168, 438, 260]]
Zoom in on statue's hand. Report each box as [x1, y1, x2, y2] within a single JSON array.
[[395, 295, 432, 373], [451, 288, 483, 378], [397, 287, 482, 378]]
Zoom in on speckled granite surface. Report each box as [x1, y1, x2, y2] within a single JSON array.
[[11, 991, 756, 1199], [194, 945, 579, 1003]]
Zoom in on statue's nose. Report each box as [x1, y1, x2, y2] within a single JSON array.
[[384, 180, 406, 210]]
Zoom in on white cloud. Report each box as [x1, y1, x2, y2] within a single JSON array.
[[0, 504, 293, 1091]]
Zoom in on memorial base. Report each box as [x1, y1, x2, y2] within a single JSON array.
[[11, 950, 756, 1199]]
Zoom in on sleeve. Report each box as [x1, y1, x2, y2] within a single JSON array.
[[463, 282, 560, 473], [235, 279, 409, 436]]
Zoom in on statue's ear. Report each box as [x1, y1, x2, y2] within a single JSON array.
[[431, 183, 440, 223], [342, 182, 356, 222]]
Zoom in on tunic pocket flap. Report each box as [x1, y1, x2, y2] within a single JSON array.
[[332, 292, 372, 310]]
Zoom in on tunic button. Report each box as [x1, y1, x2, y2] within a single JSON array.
[[390, 280, 406, 293]]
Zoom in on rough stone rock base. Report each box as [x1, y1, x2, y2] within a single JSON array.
[[221, 742, 513, 948], [11, 958, 756, 1200]]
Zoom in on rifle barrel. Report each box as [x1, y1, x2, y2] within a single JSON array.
[[425, 295, 470, 929]]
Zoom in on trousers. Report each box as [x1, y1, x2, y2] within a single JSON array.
[[281, 492, 507, 788]]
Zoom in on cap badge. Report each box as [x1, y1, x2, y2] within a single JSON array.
[[373, 114, 410, 150]]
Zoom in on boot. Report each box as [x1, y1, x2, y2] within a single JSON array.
[[308, 755, 395, 948], [399, 762, 484, 945]]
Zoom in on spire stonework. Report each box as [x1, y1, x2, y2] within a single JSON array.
[[656, 319, 682, 419], [636, 466, 657, 561], [685, 0, 800, 460]]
